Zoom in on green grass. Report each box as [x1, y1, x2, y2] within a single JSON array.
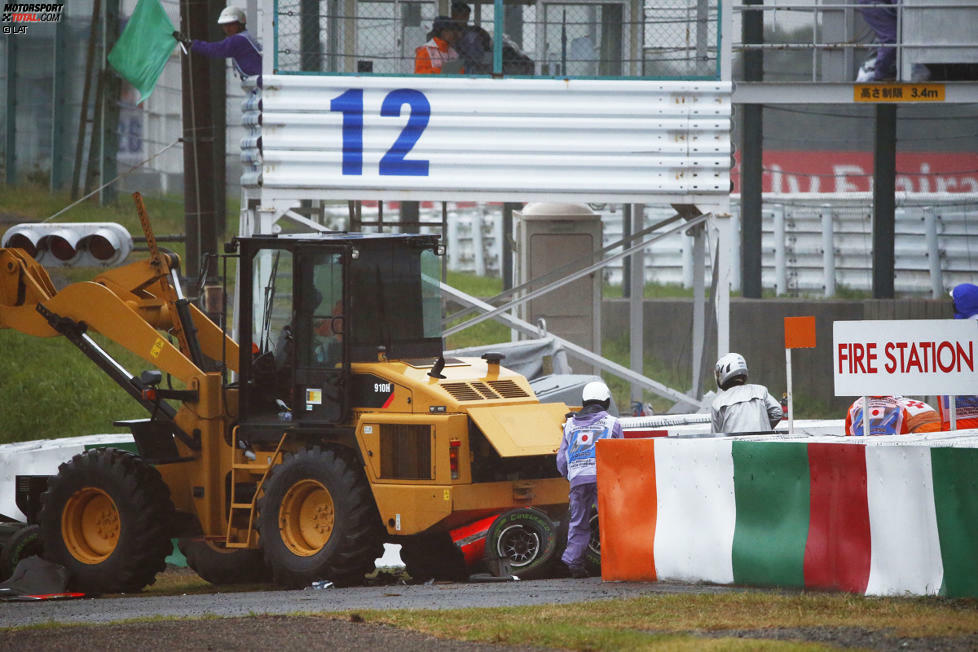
[[0, 182, 240, 272], [445, 270, 502, 297], [442, 270, 509, 350], [357, 592, 978, 650], [0, 331, 162, 442], [0, 184, 239, 444], [604, 282, 699, 299]]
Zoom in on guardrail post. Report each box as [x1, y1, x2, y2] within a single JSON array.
[[774, 204, 785, 296], [682, 230, 694, 289], [730, 210, 741, 293], [924, 206, 943, 298], [447, 214, 460, 271], [822, 205, 836, 297], [472, 207, 486, 277]]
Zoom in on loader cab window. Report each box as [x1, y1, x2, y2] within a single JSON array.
[[421, 249, 441, 338], [347, 242, 442, 361], [300, 253, 344, 369], [248, 248, 295, 412]]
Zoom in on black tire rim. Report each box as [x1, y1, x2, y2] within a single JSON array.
[[494, 523, 541, 568]]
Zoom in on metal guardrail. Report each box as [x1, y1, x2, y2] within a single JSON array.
[[324, 194, 978, 297]]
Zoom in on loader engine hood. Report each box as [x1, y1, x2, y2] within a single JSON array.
[[465, 403, 566, 458]]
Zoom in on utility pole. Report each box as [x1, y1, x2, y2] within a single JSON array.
[[741, 0, 764, 298], [180, 0, 226, 293], [872, 104, 897, 298]]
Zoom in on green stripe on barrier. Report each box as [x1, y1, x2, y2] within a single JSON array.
[[732, 441, 810, 588], [930, 447, 978, 598]]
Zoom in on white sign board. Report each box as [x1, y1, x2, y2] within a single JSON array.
[[833, 320, 978, 396], [256, 76, 732, 203]]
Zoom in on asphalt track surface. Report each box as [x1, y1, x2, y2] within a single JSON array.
[[3, 577, 744, 628]]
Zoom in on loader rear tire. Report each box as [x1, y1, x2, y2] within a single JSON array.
[[0, 524, 42, 581], [38, 448, 174, 594], [257, 447, 383, 588], [178, 538, 271, 585]]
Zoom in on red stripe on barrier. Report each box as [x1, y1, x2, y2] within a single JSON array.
[[803, 443, 871, 593], [623, 429, 668, 438], [596, 439, 657, 581]]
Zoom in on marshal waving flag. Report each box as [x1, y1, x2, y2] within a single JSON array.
[[107, 0, 176, 103]]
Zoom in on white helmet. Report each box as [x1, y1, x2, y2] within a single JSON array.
[[582, 381, 611, 404], [715, 352, 748, 388], [217, 6, 246, 24]]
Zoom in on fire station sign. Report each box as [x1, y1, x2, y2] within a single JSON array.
[[833, 320, 978, 396]]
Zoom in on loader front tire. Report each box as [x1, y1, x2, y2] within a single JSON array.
[[257, 447, 383, 588], [39, 448, 174, 593]]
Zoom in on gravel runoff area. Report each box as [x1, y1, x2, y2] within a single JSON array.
[[3, 578, 978, 651]]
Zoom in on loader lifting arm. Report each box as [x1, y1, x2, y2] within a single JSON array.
[[0, 194, 238, 385]]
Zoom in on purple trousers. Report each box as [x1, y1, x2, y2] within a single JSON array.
[[857, 0, 898, 80], [561, 482, 597, 569]]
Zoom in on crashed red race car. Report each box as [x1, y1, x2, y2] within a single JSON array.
[[398, 506, 601, 581]]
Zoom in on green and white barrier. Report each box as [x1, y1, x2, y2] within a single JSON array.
[[598, 431, 978, 598]]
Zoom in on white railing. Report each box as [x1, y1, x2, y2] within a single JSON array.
[[325, 194, 978, 297]]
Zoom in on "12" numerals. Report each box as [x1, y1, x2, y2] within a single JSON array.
[[330, 89, 431, 177]]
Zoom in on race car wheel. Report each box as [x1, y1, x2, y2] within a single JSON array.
[[485, 507, 557, 580]]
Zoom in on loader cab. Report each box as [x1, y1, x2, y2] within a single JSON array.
[[236, 233, 443, 438]]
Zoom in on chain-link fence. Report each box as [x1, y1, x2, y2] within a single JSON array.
[[273, 0, 720, 79], [1, 0, 249, 210]]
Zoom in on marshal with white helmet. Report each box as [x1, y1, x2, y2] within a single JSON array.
[[217, 5, 246, 25]]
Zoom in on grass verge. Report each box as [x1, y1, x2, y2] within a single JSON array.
[[361, 592, 978, 650]]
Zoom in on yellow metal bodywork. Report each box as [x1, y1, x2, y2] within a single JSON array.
[[466, 403, 566, 457], [370, 477, 570, 534], [350, 359, 569, 535]]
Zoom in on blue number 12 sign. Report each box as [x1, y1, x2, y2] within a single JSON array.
[[330, 88, 431, 177]]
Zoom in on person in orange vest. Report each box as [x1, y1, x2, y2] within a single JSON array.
[[415, 16, 463, 74], [895, 396, 941, 433]]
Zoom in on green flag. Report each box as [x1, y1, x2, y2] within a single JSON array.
[[108, 0, 176, 104]]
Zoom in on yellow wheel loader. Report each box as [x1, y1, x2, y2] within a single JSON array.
[[1, 197, 571, 591]]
